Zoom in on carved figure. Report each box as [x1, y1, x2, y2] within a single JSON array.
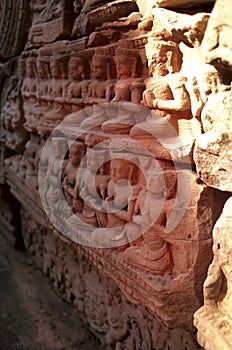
[[36, 55, 50, 101], [48, 54, 69, 102], [112, 40, 144, 104], [91, 158, 140, 246], [46, 137, 68, 209], [24, 134, 41, 188], [2, 77, 28, 152], [124, 171, 172, 274], [22, 54, 42, 132], [130, 38, 196, 149], [66, 55, 89, 111], [76, 149, 110, 227], [37, 54, 69, 136], [62, 141, 86, 212], [87, 51, 113, 104], [21, 55, 37, 98]]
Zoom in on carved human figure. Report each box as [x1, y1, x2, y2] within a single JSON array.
[[46, 137, 68, 210], [124, 171, 173, 274], [62, 141, 86, 212], [22, 55, 42, 133], [76, 150, 110, 227], [2, 77, 28, 152], [87, 52, 113, 104], [91, 158, 140, 246], [36, 55, 50, 101], [130, 38, 196, 147], [23, 133, 41, 188], [21, 55, 37, 98], [112, 40, 144, 104], [37, 54, 68, 136], [66, 55, 89, 111], [48, 54, 69, 102]]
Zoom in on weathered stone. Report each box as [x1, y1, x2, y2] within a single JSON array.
[[194, 87, 232, 192], [194, 131, 232, 192], [202, 0, 232, 75], [194, 196, 232, 350], [152, 8, 210, 47], [136, 0, 214, 15]]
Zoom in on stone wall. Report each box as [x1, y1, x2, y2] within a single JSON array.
[[0, 0, 231, 349]]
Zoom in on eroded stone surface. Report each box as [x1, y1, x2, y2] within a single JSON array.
[[193, 0, 232, 192], [202, 0, 232, 74], [136, 0, 214, 17], [194, 197, 232, 350]]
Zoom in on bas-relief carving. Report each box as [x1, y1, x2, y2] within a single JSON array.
[[42, 124, 214, 330], [37, 53, 70, 136], [28, 0, 75, 46], [2, 0, 232, 347], [61, 141, 86, 214], [130, 35, 202, 160], [2, 75, 29, 153], [19, 39, 147, 137], [85, 0, 139, 27], [66, 54, 90, 110], [75, 149, 110, 227], [20, 210, 201, 350]]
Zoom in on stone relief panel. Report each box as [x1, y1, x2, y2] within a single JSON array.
[[21, 209, 202, 350], [35, 113, 216, 330], [1, 0, 232, 348], [1, 76, 29, 153]]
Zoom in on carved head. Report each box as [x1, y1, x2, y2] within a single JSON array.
[[69, 56, 85, 81], [26, 56, 37, 78], [69, 141, 86, 166], [147, 171, 165, 195], [92, 53, 108, 80], [110, 158, 134, 183], [146, 39, 182, 77], [114, 40, 139, 79], [52, 137, 67, 158], [36, 57, 47, 79], [86, 149, 107, 173], [50, 55, 63, 79]]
